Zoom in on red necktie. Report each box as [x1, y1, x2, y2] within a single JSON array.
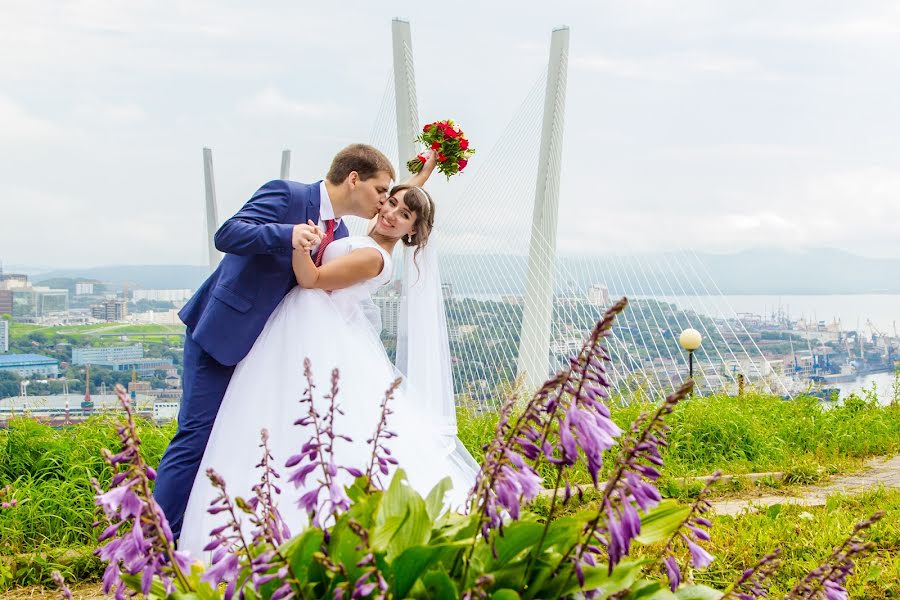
[[314, 219, 337, 266]]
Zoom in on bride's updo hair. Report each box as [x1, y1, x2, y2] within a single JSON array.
[[389, 184, 435, 261]]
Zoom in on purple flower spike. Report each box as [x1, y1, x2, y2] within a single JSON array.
[[568, 379, 693, 576], [722, 548, 782, 600], [96, 483, 143, 520], [51, 571, 72, 600], [823, 580, 848, 600], [292, 460, 319, 482], [785, 512, 884, 600], [362, 378, 402, 492], [664, 555, 681, 591], [288, 362, 369, 527], [684, 535, 715, 568], [91, 385, 193, 598]]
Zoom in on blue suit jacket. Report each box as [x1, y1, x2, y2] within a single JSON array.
[[179, 180, 349, 366]]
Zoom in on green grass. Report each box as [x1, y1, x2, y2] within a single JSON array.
[[458, 390, 900, 486], [8, 321, 184, 344], [0, 391, 897, 590], [536, 488, 900, 598], [691, 489, 900, 598], [7, 322, 46, 340], [0, 416, 175, 589]]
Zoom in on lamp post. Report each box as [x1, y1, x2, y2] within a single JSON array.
[[679, 328, 702, 392]]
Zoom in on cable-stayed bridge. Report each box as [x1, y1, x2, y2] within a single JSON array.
[[200, 19, 790, 410]]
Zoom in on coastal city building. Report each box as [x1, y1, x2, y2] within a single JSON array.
[[373, 293, 401, 336], [1, 273, 70, 321], [153, 402, 180, 421], [586, 284, 611, 307], [0, 353, 60, 378], [132, 289, 193, 303], [72, 344, 144, 365], [0, 319, 8, 353], [75, 282, 95, 295], [6, 287, 69, 320], [0, 290, 11, 315], [91, 299, 128, 322], [129, 309, 181, 325], [99, 358, 175, 376], [0, 273, 29, 288]]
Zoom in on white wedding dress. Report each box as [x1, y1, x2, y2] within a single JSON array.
[[179, 236, 478, 557]]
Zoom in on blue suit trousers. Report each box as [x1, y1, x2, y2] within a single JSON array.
[[152, 329, 235, 540]]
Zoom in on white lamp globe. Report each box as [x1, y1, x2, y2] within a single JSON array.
[[679, 328, 702, 351]]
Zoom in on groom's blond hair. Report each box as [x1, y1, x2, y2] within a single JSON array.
[[326, 144, 396, 184]]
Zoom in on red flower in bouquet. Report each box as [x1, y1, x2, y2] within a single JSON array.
[[406, 118, 475, 179]]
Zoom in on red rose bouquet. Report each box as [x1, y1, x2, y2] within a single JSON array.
[[406, 119, 475, 178]]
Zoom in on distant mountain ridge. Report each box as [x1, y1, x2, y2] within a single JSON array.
[[26, 247, 900, 295]]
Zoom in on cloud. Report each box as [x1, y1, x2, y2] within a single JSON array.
[[1, 184, 205, 267], [558, 166, 900, 257], [239, 87, 342, 119], [74, 100, 148, 124], [750, 17, 900, 43], [3, 1, 900, 267], [571, 51, 777, 83], [0, 95, 67, 143]]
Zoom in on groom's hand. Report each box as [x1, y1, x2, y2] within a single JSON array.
[[292, 221, 323, 252]]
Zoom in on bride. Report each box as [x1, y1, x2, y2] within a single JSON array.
[[179, 164, 477, 556]]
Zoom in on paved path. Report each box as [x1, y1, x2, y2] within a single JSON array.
[[709, 455, 900, 516]]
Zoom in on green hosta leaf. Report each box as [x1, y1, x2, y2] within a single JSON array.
[[345, 483, 385, 530], [429, 511, 481, 544], [421, 569, 459, 600], [328, 514, 369, 582], [674, 584, 724, 599], [492, 590, 522, 600], [552, 559, 650, 598], [242, 586, 261, 600], [282, 527, 325, 583], [636, 501, 691, 545], [474, 520, 545, 568], [120, 573, 171, 599], [346, 475, 372, 502], [521, 559, 557, 600], [425, 476, 453, 521], [185, 566, 225, 600], [373, 509, 411, 551], [391, 543, 466, 598], [381, 469, 420, 518], [376, 469, 432, 558], [625, 579, 678, 600], [489, 562, 529, 590], [540, 515, 584, 551]]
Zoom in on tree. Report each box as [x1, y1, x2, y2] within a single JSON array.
[[0, 370, 21, 398]]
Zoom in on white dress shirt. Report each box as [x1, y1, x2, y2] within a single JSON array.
[[310, 180, 342, 254]]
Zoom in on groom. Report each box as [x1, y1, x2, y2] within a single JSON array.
[[154, 144, 396, 540]]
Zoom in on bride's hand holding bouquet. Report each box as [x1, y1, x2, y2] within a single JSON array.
[[406, 119, 474, 179]]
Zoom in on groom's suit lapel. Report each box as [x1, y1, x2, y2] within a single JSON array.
[[307, 181, 321, 225]]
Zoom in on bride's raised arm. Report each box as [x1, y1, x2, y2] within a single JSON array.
[[402, 149, 438, 188]]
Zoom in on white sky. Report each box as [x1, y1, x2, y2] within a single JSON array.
[[2, 0, 900, 268]]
